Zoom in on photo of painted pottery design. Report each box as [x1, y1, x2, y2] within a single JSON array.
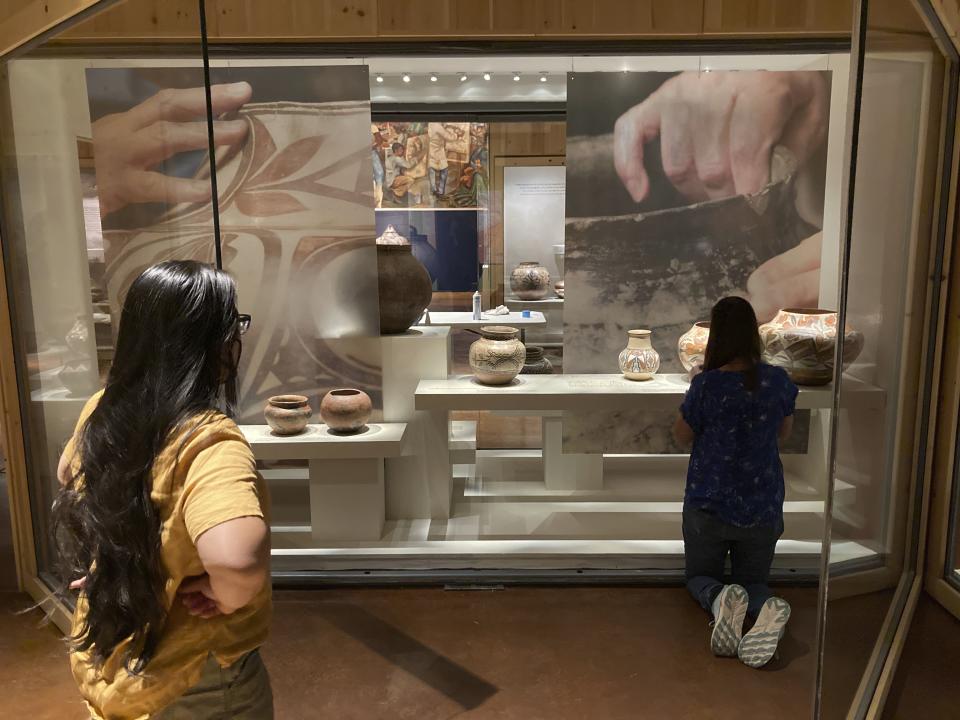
[[320, 388, 373, 434], [759, 308, 864, 386], [510, 262, 551, 300], [619, 329, 661, 381], [469, 326, 526, 385], [678, 321, 710, 373], [264, 395, 312, 436]]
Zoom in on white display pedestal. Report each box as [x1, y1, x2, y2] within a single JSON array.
[[380, 327, 453, 520], [541, 414, 603, 491], [241, 422, 408, 541], [505, 297, 563, 346]]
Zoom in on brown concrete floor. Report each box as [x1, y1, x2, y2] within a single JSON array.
[[1, 586, 819, 720], [883, 593, 960, 720]]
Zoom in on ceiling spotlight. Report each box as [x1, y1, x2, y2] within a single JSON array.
[[513, 73, 520, 82], [430, 74, 438, 83], [375, 75, 384, 83], [402, 74, 411, 83], [459, 73, 468, 82], [539, 73, 548, 83], [483, 72, 491, 81]]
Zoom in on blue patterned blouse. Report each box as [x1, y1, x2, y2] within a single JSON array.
[[680, 364, 798, 528]]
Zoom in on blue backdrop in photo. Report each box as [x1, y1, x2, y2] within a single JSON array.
[[375, 210, 479, 292]]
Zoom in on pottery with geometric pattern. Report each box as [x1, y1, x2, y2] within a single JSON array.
[[759, 308, 864, 386]]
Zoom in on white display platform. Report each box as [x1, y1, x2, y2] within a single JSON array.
[[241, 423, 409, 542], [415, 373, 886, 412], [505, 297, 563, 308], [240, 423, 408, 460], [419, 311, 546, 328], [504, 298, 563, 346], [379, 327, 453, 520]]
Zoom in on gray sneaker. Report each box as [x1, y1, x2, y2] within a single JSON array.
[[710, 584, 748, 657], [738, 596, 791, 668]]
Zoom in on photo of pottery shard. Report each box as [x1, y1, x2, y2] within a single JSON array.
[[376, 224, 434, 334], [619, 329, 661, 381], [760, 308, 864, 385], [469, 325, 526, 385], [264, 395, 312, 436], [93, 73, 382, 424], [678, 321, 710, 373], [320, 388, 373, 434], [510, 262, 551, 300]]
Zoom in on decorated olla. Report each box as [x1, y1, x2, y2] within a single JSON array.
[[510, 261, 551, 300], [320, 388, 372, 434], [759, 308, 864, 386], [469, 325, 526, 385], [678, 321, 710, 373], [264, 395, 312, 436], [619, 329, 661, 381]]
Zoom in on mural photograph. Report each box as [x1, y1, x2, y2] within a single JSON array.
[[373, 121, 489, 209]]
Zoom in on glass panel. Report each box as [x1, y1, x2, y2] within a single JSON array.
[[820, 1, 952, 716], [0, 2, 211, 586]]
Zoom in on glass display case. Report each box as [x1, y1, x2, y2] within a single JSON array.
[[1, 1, 956, 716]]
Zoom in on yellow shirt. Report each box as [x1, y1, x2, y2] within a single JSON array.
[[63, 392, 271, 719]]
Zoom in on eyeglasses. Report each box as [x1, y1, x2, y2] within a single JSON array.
[[238, 313, 252, 336]]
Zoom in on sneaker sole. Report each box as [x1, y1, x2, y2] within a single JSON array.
[[739, 597, 791, 668], [711, 585, 748, 657]]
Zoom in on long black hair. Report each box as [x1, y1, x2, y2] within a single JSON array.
[[52, 260, 242, 672], [702, 296, 763, 391]]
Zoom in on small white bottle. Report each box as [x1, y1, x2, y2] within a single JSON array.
[[472, 290, 482, 320]]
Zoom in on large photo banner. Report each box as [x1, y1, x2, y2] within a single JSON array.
[[85, 65, 379, 422], [563, 70, 832, 453]]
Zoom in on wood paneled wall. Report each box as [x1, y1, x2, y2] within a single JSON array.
[[0, 0, 105, 55], [48, 0, 856, 44]]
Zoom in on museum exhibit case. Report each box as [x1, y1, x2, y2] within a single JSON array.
[[1, 0, 958, 716]]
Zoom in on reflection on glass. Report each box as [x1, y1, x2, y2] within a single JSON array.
[[820, 1, 950, 717]]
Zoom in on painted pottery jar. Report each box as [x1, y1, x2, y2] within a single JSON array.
[[264, 395, 312, 436], [677, 321, 710, 373], [320, 388, 372, 434], [619, 329, 661, 381], [520, 345, 553, 375], [376, 225, 433, 334], [759, 308, 865, 386], [510, 262, 551, 300], [469, 325, 526, 385], [554, 280, 565, 299]]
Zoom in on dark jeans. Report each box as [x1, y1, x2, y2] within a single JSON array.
[[682, 505, 783, 618]]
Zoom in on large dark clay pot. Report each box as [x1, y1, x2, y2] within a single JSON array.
[[377, 244, 433, 334]]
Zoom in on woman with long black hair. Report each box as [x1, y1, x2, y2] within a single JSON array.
[[673, 296, 798, 669], [53, 260, 273, 718]]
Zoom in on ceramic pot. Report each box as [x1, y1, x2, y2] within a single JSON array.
[[376, 226, 433, 334], [320, 388, 372, 434], [554, 280, 565, 299], [520, 345, 553, 375], [677, 321, 710, 373], [619, 329, 661, 381], [510, 262, 551, 300], [469, 326, 526, 385], [759, 308, 865, 386], [264, 395, 312, 436]]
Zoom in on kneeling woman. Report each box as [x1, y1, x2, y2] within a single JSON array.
[[54, 261, 273, 718], [673, 296, 798, 669]]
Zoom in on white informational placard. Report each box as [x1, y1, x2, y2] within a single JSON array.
[[503, 165, 566, 294]]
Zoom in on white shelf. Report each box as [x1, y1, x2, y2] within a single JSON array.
[[415, 373, 885, 412], [505, 297, 564, 308], [419, 311, 546, 329], [239, 423, 408, 461]]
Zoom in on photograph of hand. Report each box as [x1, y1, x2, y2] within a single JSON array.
[[91, 81, 252, 216]]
